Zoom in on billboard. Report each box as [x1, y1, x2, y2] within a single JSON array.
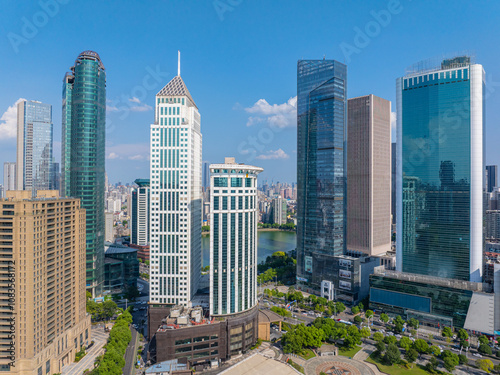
[[339, 269, 351, 279], [339, 259, 352, 268], [305, 256, 313, 273], [339, 280, 351, 290]]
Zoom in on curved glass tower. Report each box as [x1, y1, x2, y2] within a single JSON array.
[[61, 51, 106, 296]]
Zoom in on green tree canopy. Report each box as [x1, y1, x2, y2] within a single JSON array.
[[380, 313, 389, 323], [383, 343, 401, 365], [412, 339, 429, 354], [398, 337, 412, 351], [442, 326, 453, 337], [477, 359, 494, 373], [373, 332, 384, 342], [405, 348, 418, 363]]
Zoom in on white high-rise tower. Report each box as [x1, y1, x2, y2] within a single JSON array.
[[149, 57, 202, 306]]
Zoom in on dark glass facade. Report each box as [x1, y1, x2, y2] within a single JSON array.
[[62, 51, 106, 296], [369, 272, 476, 329], [296, 60, 347, 289], [399, 62, 483, 281]]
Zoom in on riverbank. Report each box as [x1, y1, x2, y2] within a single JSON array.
[[202, 228, 295, 236]]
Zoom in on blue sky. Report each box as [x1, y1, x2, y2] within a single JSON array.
[[1, 0, 500, 185]]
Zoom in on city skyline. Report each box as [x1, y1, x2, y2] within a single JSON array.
[[2, 2, 500, 185]]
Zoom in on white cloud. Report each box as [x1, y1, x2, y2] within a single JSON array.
[[245, 96, 297, 128], [107, 105, 119, 112], [256, 149, 290, 160], [128, 154, 144, 161], [0, 98, 25, 140], [129, 104, 152, 112], [106, 143, 149, 162], [129, 97, 141, 103]]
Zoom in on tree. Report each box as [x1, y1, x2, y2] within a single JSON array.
[[442, 326, 453, 337], [429, 345, 441, 356], [479, 343, 493, 355], [398, 337, 412, 351], [426, 356, 438, 372], [477, 358, 494, 373], [360, 327, 371, 342], [408, 318, 419, 330], [394, 322, 404, 334], [101, 301, 118, 320], [365, 310, 374, 320], [351, 306, 360, 315], [335, 302, 346, 314], [384, 335, 397, 345], [357, 302, 364, 311], [457, 328, 468, 342], [375, 341, 386, 355], [412, 339, 429, 354], [479, 335, 489, 346], [373, 332, 384, 342], [394, 315, 405, 326], [442, 350, 459, 372], [458, 354, 468, 365], [354, 315, 363, 325], [125, 284, 140, 301], [383, 343, 401, 365], [405, 348, 418, 363], [380, 313, 389, 323], [344, 325, 362, 348], [282, 331, 304, 354]]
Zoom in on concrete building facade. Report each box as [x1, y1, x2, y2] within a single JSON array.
[[347, 95, 391, 256], [0, 190, 90, 374]]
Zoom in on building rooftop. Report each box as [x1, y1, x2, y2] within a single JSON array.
[[157, 75, 197, 108], [258, 309, 284, 323], [373, 267, 484, 292], [404, 54, 475, 77], [145, 359, 188, 374], [105, 243, 138, 255], [134, 178, 150, 187]]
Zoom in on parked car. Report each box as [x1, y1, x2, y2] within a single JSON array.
[[473, 353, 482, 358]]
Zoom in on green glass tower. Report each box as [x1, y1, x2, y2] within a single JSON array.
[[62, 51, 106, 296]]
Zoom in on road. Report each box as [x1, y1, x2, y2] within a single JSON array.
[[124, 327, 139, 375], [62, 325, 109, 375]]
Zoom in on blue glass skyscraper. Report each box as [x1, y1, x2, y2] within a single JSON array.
[[396, 56, 484, 282], [296, 60, 347, 290], [16, 100, 53, 195], [62, 51, 106, 296]]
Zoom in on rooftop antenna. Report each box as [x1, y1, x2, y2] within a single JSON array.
[[178, 50, 181, 76]]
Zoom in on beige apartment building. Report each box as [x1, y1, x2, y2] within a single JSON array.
[[347, 95, 392, 256], [0, 190, 90, 374]]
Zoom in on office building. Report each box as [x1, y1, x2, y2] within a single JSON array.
[[104, 243, 139, 292], [16, 100, 53, 195], [271, 195, 287, 225], [296, 59, 347, 291], [396, 56, 484, 282], [3, 162, 16, 191], [61, 50, 106, 296], [209, 157, 263, 316], [486, 210, 500, 240], [202, 161, 210, 190], [131, 179, 150, 246], [105, 212, 114, 243], [0, 185, 3, 199], [391, 142, 396, 225], [150, 60, 202, 306], [347, 95, 391, 256], [487, 165, 498, 193], [0, 190, 90, 374]]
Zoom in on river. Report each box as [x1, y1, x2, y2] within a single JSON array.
[[201, 230, 296, 267]]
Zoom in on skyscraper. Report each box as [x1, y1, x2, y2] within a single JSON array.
[[3, 162, 16, 191], [347, 95, 391, 256], [61, 50, 106, 296], [202, 160, 210, 190], [131, 179, 150, 246], [0, 190, 90, 374], [391, 142, 397, 225], [486, 165, 497, 193], [296, 59, 347, 291], [396, 56, 484, 282], [16, 100, 53, 195], [209, 158, 263, 316], [150, 59, 202, 306]]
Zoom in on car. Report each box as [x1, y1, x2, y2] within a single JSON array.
[[387, 332, 394, 336], [410, 337, 415, 342], [438, 345, 443, 350], [451, 348, 459, 352], [473, 353, 482, 357], [395, 334, 402, 339]]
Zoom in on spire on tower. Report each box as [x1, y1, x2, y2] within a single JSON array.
[[178, 50, 180, 76]]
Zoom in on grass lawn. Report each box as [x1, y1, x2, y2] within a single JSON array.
[[366, 354, 430, 375], [338, 345, 362, 358], [298, 348, 316, 360]]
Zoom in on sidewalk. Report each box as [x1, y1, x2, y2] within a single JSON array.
[[62, 327, 109, 375]]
